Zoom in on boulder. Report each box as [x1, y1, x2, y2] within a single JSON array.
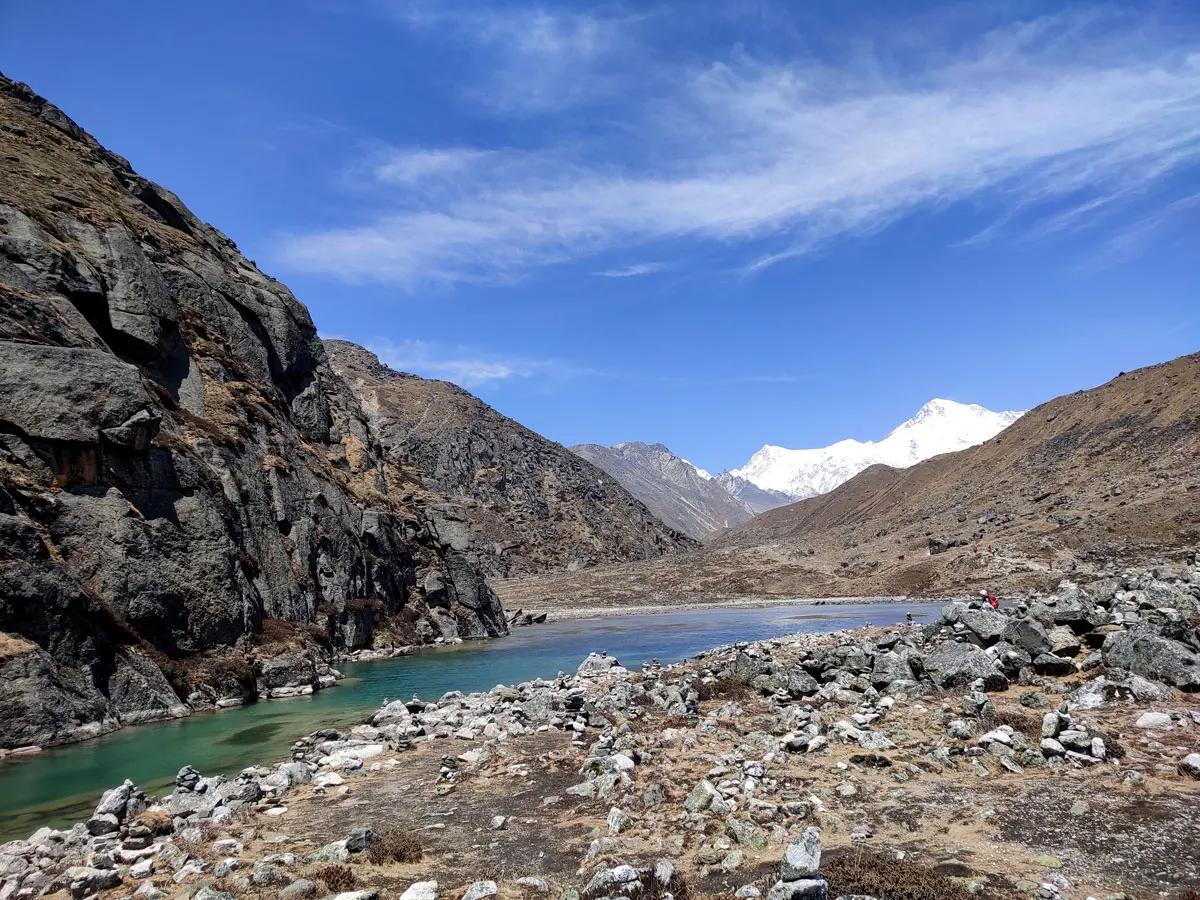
[[869, 652, 914, 687], [1102, 628, 1200, 691], [461, 882, 497, 900], [1003, 619, 1054, 657], [577, 653, 621, 677], [766, 879, 828, 900], [1066, 672, 1174, 709], [922, 642, 1008, 691], [400, 883, 438, 900], [725, 818, 767, 851], [958, 608, 1007, 645], [65, 866, 122, 899], [781, 827, 822, 881], [1134, 712, 1172, 730]]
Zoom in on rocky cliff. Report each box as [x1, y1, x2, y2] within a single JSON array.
[[0, 75, 512, 749], [325, 342, 697, 576]]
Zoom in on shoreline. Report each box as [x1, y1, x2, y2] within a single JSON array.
[[518, 591, 956, 622]]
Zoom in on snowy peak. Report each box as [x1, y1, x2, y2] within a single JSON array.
[[732, 399, 1024, 500]]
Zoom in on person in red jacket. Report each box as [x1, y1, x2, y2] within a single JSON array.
[[978, 588, 999, 609]]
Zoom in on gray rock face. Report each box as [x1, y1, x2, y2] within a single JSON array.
[[1102, 628, 1200, 691], [0, 74, 510, 748], [1002, 619, 1054, 657], [570, 441, 788, 539], [957, 608, 1007, 644], [1065, 671, 1173, 709]]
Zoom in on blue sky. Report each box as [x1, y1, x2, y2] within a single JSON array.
[[3, 0, 1199, 473]]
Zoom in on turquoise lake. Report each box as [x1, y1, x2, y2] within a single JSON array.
[[0, 601, 938, 841]]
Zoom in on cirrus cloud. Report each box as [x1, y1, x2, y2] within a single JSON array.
[[277, 10, 1200, 287]]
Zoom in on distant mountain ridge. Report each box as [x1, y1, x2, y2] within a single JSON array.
[[570, 441, 790, 540], [732, 399, 1025, 499]]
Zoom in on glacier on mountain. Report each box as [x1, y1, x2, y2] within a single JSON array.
[[731, 399, 1024, 500]]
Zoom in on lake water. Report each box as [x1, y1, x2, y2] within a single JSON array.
[[0, 601, 938, 841]]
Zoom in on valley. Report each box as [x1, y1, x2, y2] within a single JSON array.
[[1, 52, 1198, 900]]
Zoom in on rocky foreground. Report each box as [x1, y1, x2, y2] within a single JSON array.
[[3, 563, 1199, 900]]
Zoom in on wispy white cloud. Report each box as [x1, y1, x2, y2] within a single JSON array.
[[595, 261, 670, 278], [386, 2, 637, 113], [374, 148, 492, 186], [368, 339, 597, 388], [365, 338, 812, 390], [278, 10, 1200, 287]]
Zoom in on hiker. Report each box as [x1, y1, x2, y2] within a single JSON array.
[[979, 588, 999, 609]]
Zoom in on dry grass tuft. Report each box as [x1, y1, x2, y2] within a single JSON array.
[[175, 835, 216, 862], [316, 865, 356, 892], [824, 850, 977, 900], [366, 825, 424, 865]]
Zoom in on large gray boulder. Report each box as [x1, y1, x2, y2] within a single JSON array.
[[923, 641, 1008, 691], [1102, 628, 1200, 691], [1066, 671, 1174, 709], [1003, 618, 1054, 657], [957, 608, 1007, 645]]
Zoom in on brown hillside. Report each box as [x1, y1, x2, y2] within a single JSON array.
[[325, 340, 697, 578], [719, 350, 1200, 556]]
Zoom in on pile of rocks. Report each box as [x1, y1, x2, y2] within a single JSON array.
[[714, 562, 1198, 725]]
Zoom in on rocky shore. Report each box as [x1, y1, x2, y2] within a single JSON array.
[[2, 563, 1198, 900]]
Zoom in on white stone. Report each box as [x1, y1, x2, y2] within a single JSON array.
[[400, 881, 438, 900], [1134, 712, 1173, 730], [461, 881, 498, 900]]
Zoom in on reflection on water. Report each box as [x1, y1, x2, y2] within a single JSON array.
[[220, 722, 287, 747], [0, 600, 937, 840]]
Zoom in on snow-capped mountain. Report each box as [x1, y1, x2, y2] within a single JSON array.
[[732, 399, 1025, 500]]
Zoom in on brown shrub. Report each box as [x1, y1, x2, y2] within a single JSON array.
[[367, 825, 424, 864], [257, 617, 328, 649], [1104, 734, 1128, 760], [175, 835, 215, 862], [133, 810, 174, 836], [982, 708, 1043, 736], [203, 653, 255, 684], [660, 715, 694, 730], [694, 677, 751, 702], [316, 865, 356, 892], [824, 850, 977, 900]]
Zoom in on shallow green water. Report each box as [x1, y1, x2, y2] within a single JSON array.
[[0, 601, 936, 841]]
